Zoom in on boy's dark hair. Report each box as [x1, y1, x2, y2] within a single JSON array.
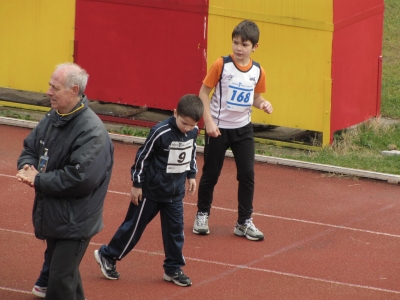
[[176, 94, 204, 122], [232, 20, 260, 46]]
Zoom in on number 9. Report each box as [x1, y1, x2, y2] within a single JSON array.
[[178, 152, 186, 163]]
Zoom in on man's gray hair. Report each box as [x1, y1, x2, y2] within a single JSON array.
[[56, 62, 89, 96]]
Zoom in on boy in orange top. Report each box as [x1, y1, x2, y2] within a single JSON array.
[[193, 20, 273, 241]]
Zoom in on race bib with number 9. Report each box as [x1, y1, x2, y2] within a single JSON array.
[[166, 139, 193, 173]]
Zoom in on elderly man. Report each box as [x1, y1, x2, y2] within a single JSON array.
[[16, 63, 114, 300]]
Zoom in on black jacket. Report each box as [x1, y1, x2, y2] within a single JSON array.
[[131, 116, 198, 202], [17, 96, 114, 240]]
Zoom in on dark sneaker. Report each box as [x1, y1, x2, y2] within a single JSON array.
[[193, 212, 210, 235], [163, 270, 192, 287], [32, 285, 46, 298], [94, 249, 120, 280], [234, 218, 264, 241]]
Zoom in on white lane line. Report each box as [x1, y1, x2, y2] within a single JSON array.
[[0, 173, 16, 179], [187, 257, 400, 295], [1, 173, 399, 240], [108, 190, 400, 236], [108, 190, 130, 195], [88, 242, 400, 295], [107, 191, 400, 238], [2, 228, 400, 295], [181, 202, 400, 239], [0, 286, 31, 295], [0, 228, 34, 235], [1, 183, 398, 240], [254, 212, 400, 238]]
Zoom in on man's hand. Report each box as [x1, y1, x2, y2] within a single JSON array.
[[131, 187, 143, 205], [16, 164, 38, 187]]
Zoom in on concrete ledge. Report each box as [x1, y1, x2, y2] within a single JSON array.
[[0, 116, 39, 129], [108, 132, 147, 145], [1, 116, 399, 184], [253, 154, 400, 184], [381, 150, 400, 156]]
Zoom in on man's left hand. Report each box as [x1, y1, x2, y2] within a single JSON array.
[[16, 164, 38, 187]]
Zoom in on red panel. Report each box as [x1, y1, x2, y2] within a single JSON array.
[[330, 1, 384, 142], [86, 0, 208, 13], [333, 0, 384, 23], [376, 55, 382, 115], [75, 0, 208, 111], [98, 114, 157, 127]]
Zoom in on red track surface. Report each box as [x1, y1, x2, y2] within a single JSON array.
[[1, 124, 400, 300]]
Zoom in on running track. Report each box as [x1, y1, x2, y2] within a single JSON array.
[[1, 124, 400, 300]]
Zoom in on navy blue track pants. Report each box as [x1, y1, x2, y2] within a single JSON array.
[[101, 198, 186, 273]]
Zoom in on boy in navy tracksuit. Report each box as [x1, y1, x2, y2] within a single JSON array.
[[94, 94, 204, 286]]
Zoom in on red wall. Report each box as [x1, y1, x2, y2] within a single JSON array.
[[331, 0, 384, 139], [75, 0, 208, 110], [333, 0, 383, 22]]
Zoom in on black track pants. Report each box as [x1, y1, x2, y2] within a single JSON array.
[[197, 123, 255, 224]]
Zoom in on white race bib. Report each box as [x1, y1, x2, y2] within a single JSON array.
[[226, 80, 254, 112], [166, 139, 193, 173]]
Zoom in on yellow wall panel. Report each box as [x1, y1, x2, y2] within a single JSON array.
[[0, 0, 75, 93], [207, 0, 333, 136], [210, 0, 333, 31]]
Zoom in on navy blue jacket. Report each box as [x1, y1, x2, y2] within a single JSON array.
[[131, 116, 199, 202]]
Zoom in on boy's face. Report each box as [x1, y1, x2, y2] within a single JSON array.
[[173, 110, 198, 134], [232, 36, 258, 65]]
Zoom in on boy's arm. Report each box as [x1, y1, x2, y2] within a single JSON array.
[[253, 93, 273, 114], [187, 178, 196, 195], [131, 186, 143, 205], [199, 84, 221, 137], [131, 127, 159, 187], [186, 131, 198, 196]]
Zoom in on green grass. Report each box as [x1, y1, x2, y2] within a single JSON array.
[[381, 0, 400, 118], [109, 126, 150, 137], [0, 109, 33, 120], [252, 118, 400, 175]]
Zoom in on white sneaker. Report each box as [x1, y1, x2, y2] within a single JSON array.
[[32, 285, 46, 298], [234, 218, 264, 241], [193, 212, 210, 235]]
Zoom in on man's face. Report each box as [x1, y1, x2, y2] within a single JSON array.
[[46, 69, 77, 114]]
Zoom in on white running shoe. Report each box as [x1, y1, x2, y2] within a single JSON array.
[[32, 285, 46, 298], [193, 212, 210, 235], [234, 218, 264, 241]]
